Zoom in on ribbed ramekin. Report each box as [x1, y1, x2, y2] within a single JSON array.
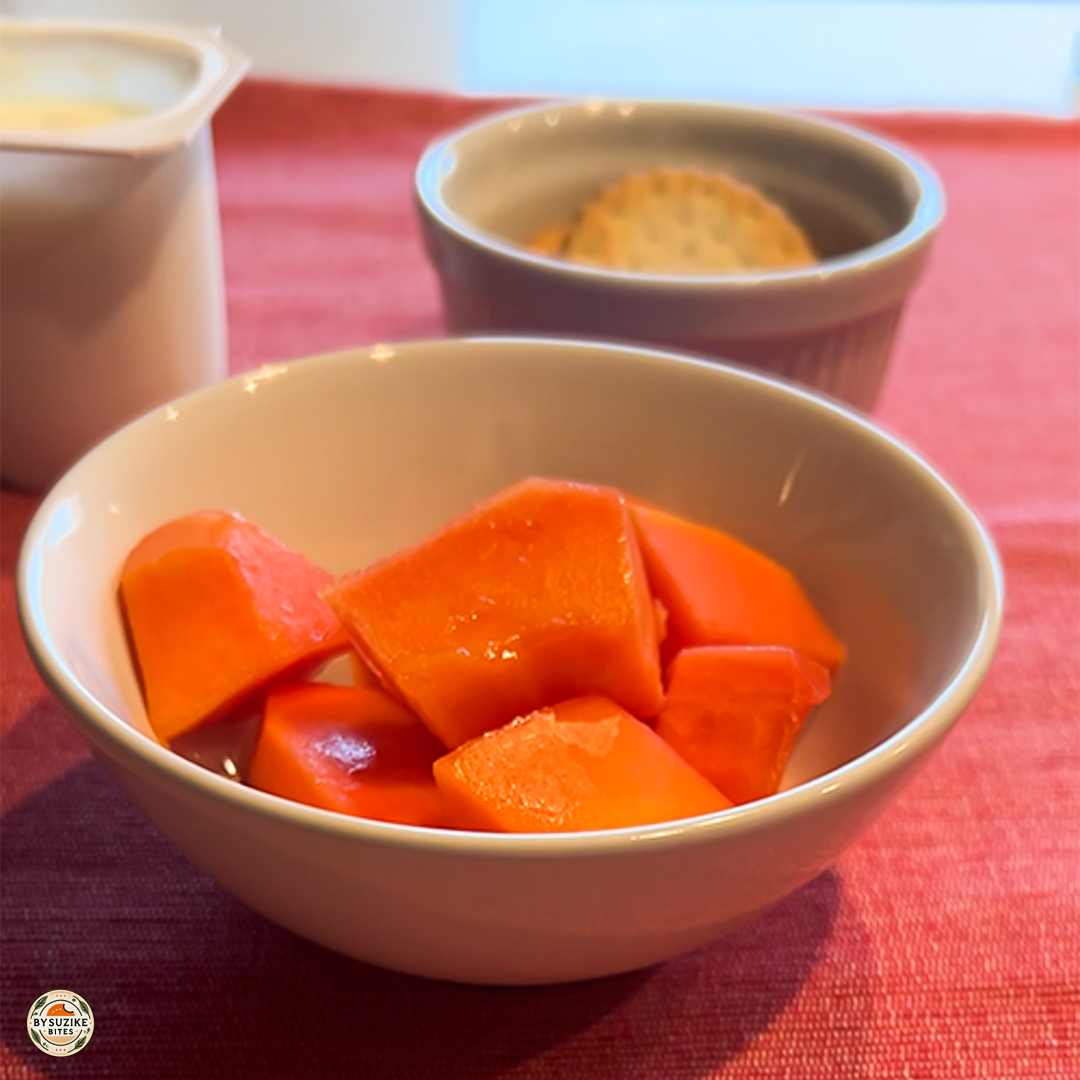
[[416, 100, 944, 411]]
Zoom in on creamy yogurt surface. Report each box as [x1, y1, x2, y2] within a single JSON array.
[[0, 96, 152, 130]]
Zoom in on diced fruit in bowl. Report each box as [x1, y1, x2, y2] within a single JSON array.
[[434, 695, 732, 832], [322, 477, 664, 749], [656, 646, 832, 805], [249, 684, 445, 827], [119, 510, 348, 743], [22, 337, 1001, 984], [117, 479, 843, 830], [631, 501, 846, 671]]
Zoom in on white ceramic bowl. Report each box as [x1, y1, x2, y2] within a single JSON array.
[[416, 101, 945, 411], [18, 338, 1000, 985]]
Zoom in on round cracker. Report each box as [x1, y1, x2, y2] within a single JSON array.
[[561, 168, 816, 274]]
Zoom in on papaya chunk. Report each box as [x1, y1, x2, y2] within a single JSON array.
[[120, 511, 348, 743], [249, 684, 445, 826], [630, 502, 846, 671], [434, 694, 731, 832], [324, 479, 664, 749], [656, 646, 832, 804]]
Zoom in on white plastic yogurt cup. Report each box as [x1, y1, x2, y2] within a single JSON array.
[[0, 20, 249, 491]]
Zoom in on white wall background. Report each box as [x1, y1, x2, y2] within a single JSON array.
[[0, 0, 463, 89], [2, 0, 1077, 113]]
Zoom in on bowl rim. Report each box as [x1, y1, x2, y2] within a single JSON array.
[[414, 98, 946, 292], [17, 336, 1002, 857]]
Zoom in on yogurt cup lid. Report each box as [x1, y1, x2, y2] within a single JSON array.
[[0, 19, 250, 156]]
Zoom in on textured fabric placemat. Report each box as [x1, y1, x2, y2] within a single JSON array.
[[2, 83, 1076, 1078]]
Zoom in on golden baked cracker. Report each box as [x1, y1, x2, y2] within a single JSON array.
[[527, 224, 570, 257], [561, 168, 816, 274]]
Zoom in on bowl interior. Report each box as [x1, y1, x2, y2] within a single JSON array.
[[429, 102, 927, 263], [22, 340, 993, 797]]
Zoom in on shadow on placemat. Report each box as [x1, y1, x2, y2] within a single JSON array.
[[2, 759, 844, 1078]]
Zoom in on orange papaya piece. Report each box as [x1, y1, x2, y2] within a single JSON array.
[[120, 510, 348, 743], [249, 684, 445, 826], [656, 646, 831, 804], [630, 502, 846, 671], [324, 479, 664, 749], [653, 597, 670, 650], [433, 694, 731, 832]]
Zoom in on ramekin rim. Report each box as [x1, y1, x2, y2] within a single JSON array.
[[414, 98, 946, 292]]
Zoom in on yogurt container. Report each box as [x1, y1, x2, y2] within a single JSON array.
[[0, 20, 249, 491]]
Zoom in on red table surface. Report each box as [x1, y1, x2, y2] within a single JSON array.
[[1, 83, 1077, 1079]]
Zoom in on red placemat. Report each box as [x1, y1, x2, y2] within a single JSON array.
[[2, 83, 1077, 1078]]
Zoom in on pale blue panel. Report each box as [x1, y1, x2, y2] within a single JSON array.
[[463, 0, 1080, 114]]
